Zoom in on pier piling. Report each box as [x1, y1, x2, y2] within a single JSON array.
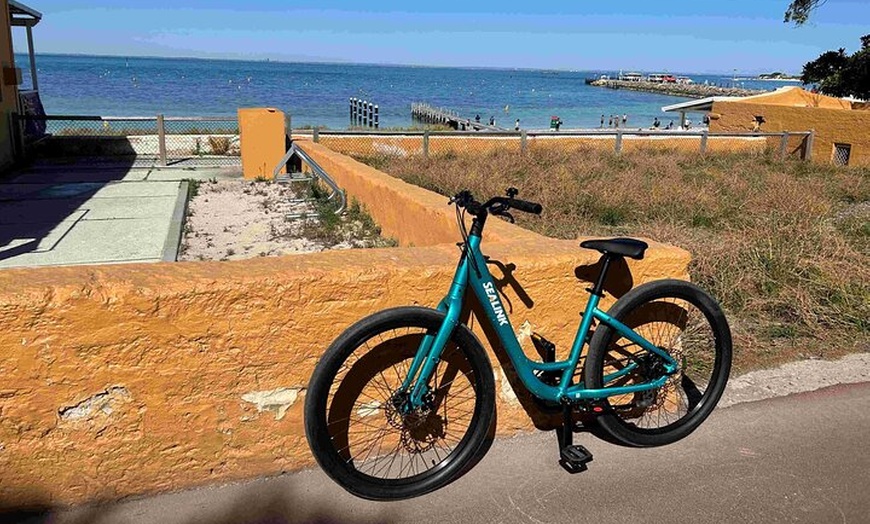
[[348, 98, 380, 128]]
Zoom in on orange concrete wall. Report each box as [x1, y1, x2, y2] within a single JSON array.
[[239, 108, 286, 179], [0, 143, 690, 507], [0, 0, 18, 171], [710, 100, 870, 166], [312, 133, 767, 158]]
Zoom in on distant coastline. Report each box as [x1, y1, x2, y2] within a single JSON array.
[[736, 77, 803, 83]]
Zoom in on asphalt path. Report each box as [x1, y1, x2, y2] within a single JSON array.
[[28, 381, 870, 524]]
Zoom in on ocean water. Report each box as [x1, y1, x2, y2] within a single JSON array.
[[18, 54, 802, 130]]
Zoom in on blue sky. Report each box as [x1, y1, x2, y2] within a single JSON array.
[[11, 0, 869, 73]]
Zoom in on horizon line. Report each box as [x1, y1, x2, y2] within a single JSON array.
[[15, 51, 792, 77]]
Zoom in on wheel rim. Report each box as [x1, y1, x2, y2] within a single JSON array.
[[598, 295, 722, 434], [323, 327, 481, 483]]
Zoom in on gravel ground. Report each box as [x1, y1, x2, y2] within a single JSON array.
[[179, 180, 393, 261]]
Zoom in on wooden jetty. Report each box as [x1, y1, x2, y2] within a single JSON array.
[[411, 103, 506, 131], [590, 79, 765, 99]]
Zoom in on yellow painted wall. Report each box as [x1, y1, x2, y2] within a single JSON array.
[[710, 100, 870, 166], [0, 0, 18, 172], [0, 141, 690, 507]]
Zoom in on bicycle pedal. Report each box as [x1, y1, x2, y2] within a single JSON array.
[[559, 444, 593, 474]]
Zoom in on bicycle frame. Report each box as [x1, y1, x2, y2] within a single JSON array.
[[401, 230, 678, 408]]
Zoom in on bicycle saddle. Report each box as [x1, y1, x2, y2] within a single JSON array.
[[580, 238, 648, 260]]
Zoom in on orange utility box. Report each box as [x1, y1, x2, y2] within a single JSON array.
[[238, 108, 286, 180]]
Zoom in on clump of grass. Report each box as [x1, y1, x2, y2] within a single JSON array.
[[208, 136, 231, 155], [299, 181, 396, 248], [367, 146, 870, 372]]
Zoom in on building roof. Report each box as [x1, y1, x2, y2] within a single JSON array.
[[661, 96, 737, 113], [661, 86, 858, 113], [9, 0, 42, 26], [735, 86, 852, 109]]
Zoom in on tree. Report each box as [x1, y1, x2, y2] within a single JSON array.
[[784, 0, 826, 25], [801, 35, 870, 100]]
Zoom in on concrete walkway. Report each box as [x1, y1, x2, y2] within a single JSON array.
[[0, 161, 240, 268]]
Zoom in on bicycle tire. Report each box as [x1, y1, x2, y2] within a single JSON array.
[[304, 306, 495, 500], [584, 279, 732, 447]]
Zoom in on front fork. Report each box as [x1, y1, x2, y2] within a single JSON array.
[[398, 253, 471, 412]]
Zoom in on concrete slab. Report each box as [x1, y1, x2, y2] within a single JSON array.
[[9, 169, 150, 184], [146, 167, 242, 182], [0, 196, 178, 224], [0, 217, 169, 268], [88, 181, 181, 199], [0, 183, 52, 201], [0, 160, 186, 268], [0, 212, 85, 255]]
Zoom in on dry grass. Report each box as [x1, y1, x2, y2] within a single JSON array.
[[207, 136, 231, 155], [362, 146, 870, 373]]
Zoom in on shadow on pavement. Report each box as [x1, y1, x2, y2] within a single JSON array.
[[0, 148, 137, 264], [0, 480, 398, 524]]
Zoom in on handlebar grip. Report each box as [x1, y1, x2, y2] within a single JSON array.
[[509, 199, 543, 215]]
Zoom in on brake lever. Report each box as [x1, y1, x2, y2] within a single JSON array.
[[500, 211, 515, 223]]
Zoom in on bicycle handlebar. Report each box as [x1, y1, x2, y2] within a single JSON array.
[[451, 189, 543, 216], [505, 198, 542, 215]]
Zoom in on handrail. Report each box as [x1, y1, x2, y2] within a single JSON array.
[[274, 142, 346, 215], [301, 129, 811, 138]]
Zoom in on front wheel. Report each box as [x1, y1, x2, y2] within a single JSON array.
[[585, 280, 732, 447], [304, 307, 495, 500]]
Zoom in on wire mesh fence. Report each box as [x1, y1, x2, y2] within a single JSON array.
[[300, 129, 813, 162], [15, 115, 241, 167]]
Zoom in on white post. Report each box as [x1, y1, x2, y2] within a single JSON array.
[[26, 24, 38, 91]]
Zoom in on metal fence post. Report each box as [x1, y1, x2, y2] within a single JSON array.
[[423, 130, 430, 158], [699, 130, 708, 154], [312, 127, 320, 143], [520, 130, 527, 154], [804, 130, 814, 161], [779, 132, 790, 159], [615, 130, 623, 154], [157, 113, 167, 166]]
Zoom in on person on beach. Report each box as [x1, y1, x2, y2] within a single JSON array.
[[653, 117, 660, 129], [515, 119, 520, 131], [489, 116, 495, 126], [608, 115, 613, 127], [600, 115, 605, 128], [555, 117, 562, 131], [622, 114, 628, 126], [614, 116, 619, 128], [475, 114, 481, 123]]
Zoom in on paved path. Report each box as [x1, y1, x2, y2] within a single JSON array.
[[30, 380, 870, 524], [0, 162, 240, 268]]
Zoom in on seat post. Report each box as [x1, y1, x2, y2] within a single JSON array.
[[589, 254, 614, 296]]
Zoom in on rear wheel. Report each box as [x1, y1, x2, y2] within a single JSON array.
[[585, 280, 732, 447], [304, 307, 495, 500]]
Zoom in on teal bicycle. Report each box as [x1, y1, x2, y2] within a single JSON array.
[[305, 189, 732, 500]]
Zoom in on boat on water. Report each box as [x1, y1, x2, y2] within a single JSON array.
[[584, 74, 610, 85], [618, 72, 643, 82]]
